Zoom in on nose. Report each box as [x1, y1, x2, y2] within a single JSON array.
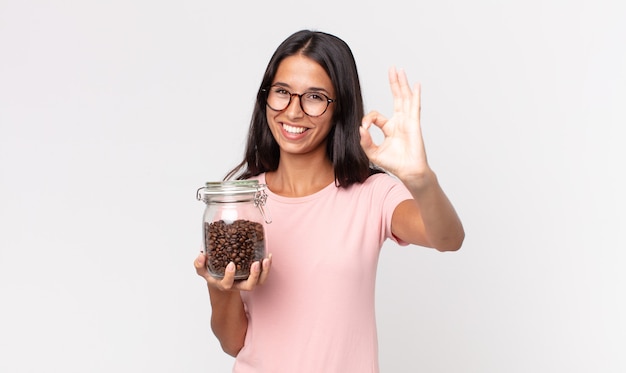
[[284, 93, 305, 117]]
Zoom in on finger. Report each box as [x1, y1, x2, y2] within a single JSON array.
[[388, 67, 403, 114], [362, 110, 383, 129], [359, 124, 375, 157], [194, 253, 205, 269], [257, 254, 273, 285], [397, 68, 413, 114], [196, 254, 234, 291], [217, 262, 236, 290], [246, 261, 263, 286], [411, 82, 421, 124], [194, 253, 209, 277], [233, 260, 263, 291], [362, 110, 391, 136]]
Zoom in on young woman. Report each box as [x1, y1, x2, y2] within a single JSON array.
[[194, 29, 464, 372]]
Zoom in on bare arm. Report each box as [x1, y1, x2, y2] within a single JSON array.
[[207, 283, 247, 356], [391, 170, 464, 251], [360, 67, 464, 251], [194, 254, 272, 356]]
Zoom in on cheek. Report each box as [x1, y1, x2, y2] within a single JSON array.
[[265, 112, 276, 128], [265, 114, 282, 139], [314, 116, 334, 133]]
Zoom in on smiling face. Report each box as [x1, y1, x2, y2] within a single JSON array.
[[265, 54, 336, 159]]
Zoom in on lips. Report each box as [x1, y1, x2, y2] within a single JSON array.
[[282, 123, 308, 134]]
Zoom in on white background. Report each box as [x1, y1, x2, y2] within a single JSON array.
[[1, 0, 624, 372]]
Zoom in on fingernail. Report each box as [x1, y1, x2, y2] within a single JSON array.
[[252, 261, 261, 273], [226, 262, 235, 272]]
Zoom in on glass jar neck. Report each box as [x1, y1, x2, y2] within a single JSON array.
[[197, 180, 271, 224]]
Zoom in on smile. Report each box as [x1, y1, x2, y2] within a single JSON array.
[[282, 124, 308, 134]]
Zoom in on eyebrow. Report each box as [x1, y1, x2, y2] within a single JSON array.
[[271, 82, 332, 95]]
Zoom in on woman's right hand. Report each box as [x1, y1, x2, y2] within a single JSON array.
[[194, 252, 273, 292]]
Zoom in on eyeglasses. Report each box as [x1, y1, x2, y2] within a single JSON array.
[[262, 85, 335, 117]]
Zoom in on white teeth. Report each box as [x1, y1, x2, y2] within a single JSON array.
[[283, 124, 307, 134]]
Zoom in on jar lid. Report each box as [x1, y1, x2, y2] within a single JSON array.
[[196, 180, 266, 200], [196, 180, 272, 224]]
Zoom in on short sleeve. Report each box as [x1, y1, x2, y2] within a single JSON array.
[[367, 173, 413, 246]]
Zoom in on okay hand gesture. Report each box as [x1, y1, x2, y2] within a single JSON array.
[[359, 67, 431, 182]]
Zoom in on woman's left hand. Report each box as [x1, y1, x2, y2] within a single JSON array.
[[359, 67, 431, 182]]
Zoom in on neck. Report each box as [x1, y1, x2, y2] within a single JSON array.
[[266, 153, 334, 197]]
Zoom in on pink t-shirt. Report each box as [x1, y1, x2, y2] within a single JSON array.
[[233, 173, 412, 373]]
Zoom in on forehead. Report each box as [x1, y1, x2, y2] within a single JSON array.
[[273, 55, 334, 93]]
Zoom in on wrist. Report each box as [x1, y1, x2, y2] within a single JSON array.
[[398, 168, 438, 192]]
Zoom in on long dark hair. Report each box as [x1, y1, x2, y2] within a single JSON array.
[[224, 30, 383, 187]]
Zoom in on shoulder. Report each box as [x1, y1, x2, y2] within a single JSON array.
[[360, 172, 406, 192], [246, 173, 265, 183], [340, 173, 411, 203]]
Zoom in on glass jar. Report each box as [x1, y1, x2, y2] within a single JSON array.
[[196, 180, 271, 280]]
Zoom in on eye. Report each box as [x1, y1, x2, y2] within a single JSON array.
[[304, 92, 326, 102], [272, 87, 290, 96]]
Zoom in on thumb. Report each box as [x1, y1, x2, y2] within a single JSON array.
[[359, 124, 376, 158], [194, 253, 209, 277]]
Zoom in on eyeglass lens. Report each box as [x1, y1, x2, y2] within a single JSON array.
[[266, 86, 332, 117]]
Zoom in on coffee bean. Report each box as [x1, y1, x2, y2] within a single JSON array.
[[204, 219, 265, 279]]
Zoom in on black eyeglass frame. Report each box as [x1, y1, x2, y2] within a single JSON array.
[[261, 86, 336, 117]]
